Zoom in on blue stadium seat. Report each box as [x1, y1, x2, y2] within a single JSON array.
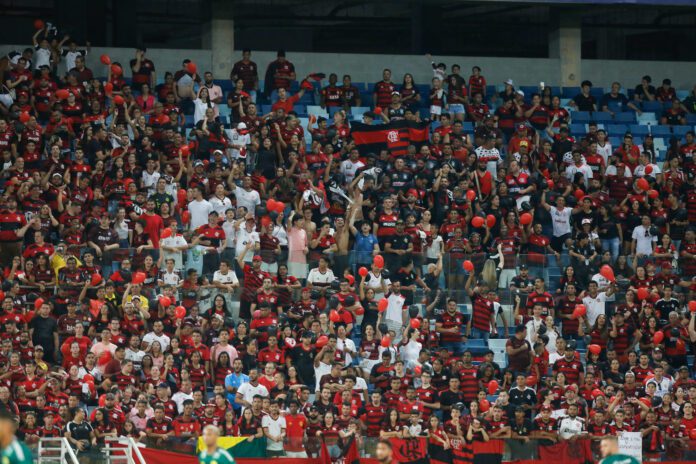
[[614, 112, 636, 124], [642, 101, 664, 113], [607, 102, 625, 114], [561, 87, 579, 98], [549, 86, 561, 96], [569, 123, 586, 136], [591, 112, 613, 123], [462, 122, 474, 133], [214, 79, 234, 93], [628, 124, 649, 136], [650, 125, 672, 137], [416, 84, 430, 96], [184, 115, 194, 127], [486, 85, 497, 97], [607, 124, 628, 136], [590, 87, 605, 98], [261, 104, 273, 115], [366, 83, 376, 92], [351, 82, 367, 92], [686, 114, 696, 124], [571, 111, 591, 122], [307, 105, 329, 119], [351, 106, 371, 119], [672, 125, 692, 137], [520, 86, 538, 96], [328, 107, 343, 117], [293, 104, 306, 116], [609, 136, 621, 147]]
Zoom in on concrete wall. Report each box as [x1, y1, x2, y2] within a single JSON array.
[[5, 44, 696, 89]]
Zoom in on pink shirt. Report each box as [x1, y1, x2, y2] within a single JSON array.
[[287, 226, 307, 264]]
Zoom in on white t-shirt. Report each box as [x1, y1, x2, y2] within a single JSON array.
[[306, 268, 336, 286], [33, 46, 51, 70], [235, 228, 260, 260], [213, 269, 239, 286], [340, 159, 365, 183], [193, 98, 214, 124], [62, 49, 87, 73], [565, 163, 593, 187], [631, 225, 657, 256], [384, 293, 406, 324], [261, 415, 286, 451], [221, 220, 237, 249], [237, 382, 269, 407], [188, 199, 214, 230], [582, 292, 608, 326], [142, 332, 171, 352], [160, 235, 188, 270], [633, 163, 661, 179], [231, 186, 261, 217], [557, 416, 585, 439], [605, 165, 632, 177], [226, 129, 251, 159], [475, 146, 502, 179], [596, 142, 612, 165], [337, 337, 357, 365], [550, 207, 573, 237], [210, 196, 233, 217], [314, 361, 332, 392], [142, 170, 161, 193]]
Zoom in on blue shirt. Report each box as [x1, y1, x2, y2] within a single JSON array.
[[224, 372, 249, 408], [353, 233, 378, 264]]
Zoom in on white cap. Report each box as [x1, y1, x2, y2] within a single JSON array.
[[505, 79, 514, 86], [516, 90, 525, 97], [237, 122, 247, 130]]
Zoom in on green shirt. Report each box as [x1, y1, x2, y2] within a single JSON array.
[[1, 439, 34, 464], [198, 447, 236, 464], [600, 454, 641, 464]]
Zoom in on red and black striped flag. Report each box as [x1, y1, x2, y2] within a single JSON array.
[[351, 120, 430, 157], [320, 435, 360, 464]]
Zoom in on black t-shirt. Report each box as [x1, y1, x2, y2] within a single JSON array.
[[65, 420, 93, 441], [290, 345, 316, 387], [633, 84, 656, 101], [439, 390, 465, 422], [573, 93, 596, 112], [30, 315, 57, 347]]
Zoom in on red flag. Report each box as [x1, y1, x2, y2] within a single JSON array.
[[389, 437, 429, 464], [537, 439, 592, 464], [320, 437, 333, 464]]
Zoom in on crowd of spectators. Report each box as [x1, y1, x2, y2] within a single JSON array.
[[0, 22, 696, 462]]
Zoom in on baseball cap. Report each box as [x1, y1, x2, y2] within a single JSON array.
[[391, 91, 400, 96], [519, 264, 528, 270], [34, 345, 44, 351], [407, 188, 418, 197], [252, 255, 262, 262], [516, 90, 525, 97], [237, 122, 247, 130], [540, 405, 552, 412], [517, 123, 527, 131], [194, 160, 204, 167], [581, 218, 592, 225], [505, 79, 514, 86]]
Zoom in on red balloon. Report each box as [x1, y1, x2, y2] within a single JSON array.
[[374, 106, 383, 115], [647, 189, 658, 199], [588, 344, 601, 355], [380, 335, 391, 348], [378, 298, 388, 313], [520, 212, 532, 225], [266, 199, 277, 211], [466, 189, 476, 201], [358, 266, 369, 278], [161, 227, 173, 239], [19, 111, 30, 123], [479, 399, 490, 413], [34, 298, 45, 310], [181, 211, 191, 225], [110, 64, 123, 76], [636, 287, 649, 301], [486, 214, 496, 228], [599, 264, 616, 282], [132, 271, 146, 284], [55, 89, 70, 100], [653, 331, 664, 345], [414, 365, 422, 375], [645, 165, 653, 175], [186, 62, 197, 74], [463, 260, 474, 272], [83, 374, 94, 383], [637, 177, 650, 191], [91, 274, 102, 286], [546, 179, 555, 190], [173, 306, 185, 318], [34, 19, 45, 30], [572, 304, 586, 319], [574, 188, 585, 200], [159, 296, 172, 308], [113, 95, 125, 106], [98, 394, 107, 407], [526, 376, 537, 387], [104, 82, 114, 96], [592, 388, 604, 399], [471, 216, 484, 228], [410, 319, 421, 329], [373, 255, 384, 269], [329, 310, 341, 323], [180, 145, 190, 156], [100, 54, 111, 65], [316, 335, 329, 348], [488, 380, 499, 395], [689, 301, 696, 313], [260, 216, 272, 229], [274, 201, 285, 213], [355, 306, 365, 316]]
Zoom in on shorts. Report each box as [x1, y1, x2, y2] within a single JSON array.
[[288, 262, 308, 280], [430, 105, 443, 115], [449, 104, 465, 114]]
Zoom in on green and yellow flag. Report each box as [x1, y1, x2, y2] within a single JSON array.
[[196, 436, 267, 457]]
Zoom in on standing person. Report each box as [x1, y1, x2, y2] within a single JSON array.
[[231, 49, 259, 102], [0, 409, 32, 464], [540, 191, 573, 253], [130, 47, 155, 91], [261, 399, 286, 457], [287, 212, 308, 281], [198, 425, 235, 464]]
